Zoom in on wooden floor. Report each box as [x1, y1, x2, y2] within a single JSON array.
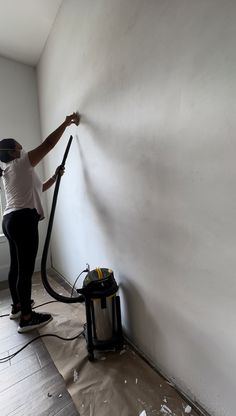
[[0, 283, 79, 416]]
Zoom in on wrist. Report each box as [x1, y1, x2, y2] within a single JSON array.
[[65, 117, 70, 127], [51, 174, 57, 182]]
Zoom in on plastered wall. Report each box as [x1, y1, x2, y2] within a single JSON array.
[[0, 55, 47, 280], [37, 1, 236, 415]]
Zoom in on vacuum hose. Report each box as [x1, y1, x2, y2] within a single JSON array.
[[41, 135, 84, 303]]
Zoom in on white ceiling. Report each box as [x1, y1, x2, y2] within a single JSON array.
[[0, 0, 63, 66]]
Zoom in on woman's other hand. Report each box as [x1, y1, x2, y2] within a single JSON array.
[[54, 165, 65, 178]]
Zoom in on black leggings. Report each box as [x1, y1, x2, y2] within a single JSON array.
[[2, 208, 40, 315]]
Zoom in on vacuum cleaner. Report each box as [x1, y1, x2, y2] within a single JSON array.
[[41, 136, 123, 360], [77, 267, 123, 361]]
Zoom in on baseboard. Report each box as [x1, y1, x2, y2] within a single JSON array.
[[47, 267, 74, 292]]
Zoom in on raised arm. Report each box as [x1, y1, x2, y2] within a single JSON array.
[[28, 112, 80, 167]]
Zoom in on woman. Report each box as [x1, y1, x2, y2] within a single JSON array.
[[0, 111, 80, 333]]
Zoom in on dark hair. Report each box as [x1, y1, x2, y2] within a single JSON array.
[[0, 138, 16, 163]]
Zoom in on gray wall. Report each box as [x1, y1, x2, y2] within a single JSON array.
[[37, 1, 236, 415], [0, 55, 46, 280]]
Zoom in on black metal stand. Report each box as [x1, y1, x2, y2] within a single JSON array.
[[83, 295, 123, 361]]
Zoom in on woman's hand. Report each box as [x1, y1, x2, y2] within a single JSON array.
[[53, 165, 65, 180], [43, 165, 65, 192], [29, 111, 81, 168], [65, 112, 80, 126]]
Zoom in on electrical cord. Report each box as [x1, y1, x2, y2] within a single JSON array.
[[0, 300, 59, 318], [0, 329, 84, 363], [0, 273, 87, 360], [70, 269, 87, 297], [0, 297, 85, 362], [33, 300, 58, 309]]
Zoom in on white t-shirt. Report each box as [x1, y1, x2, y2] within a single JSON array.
[[1, 150, 44, 219]]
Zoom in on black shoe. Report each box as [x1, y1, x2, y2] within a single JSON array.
[[10, 300, 35, 320], [18, 311, 53, 333]]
